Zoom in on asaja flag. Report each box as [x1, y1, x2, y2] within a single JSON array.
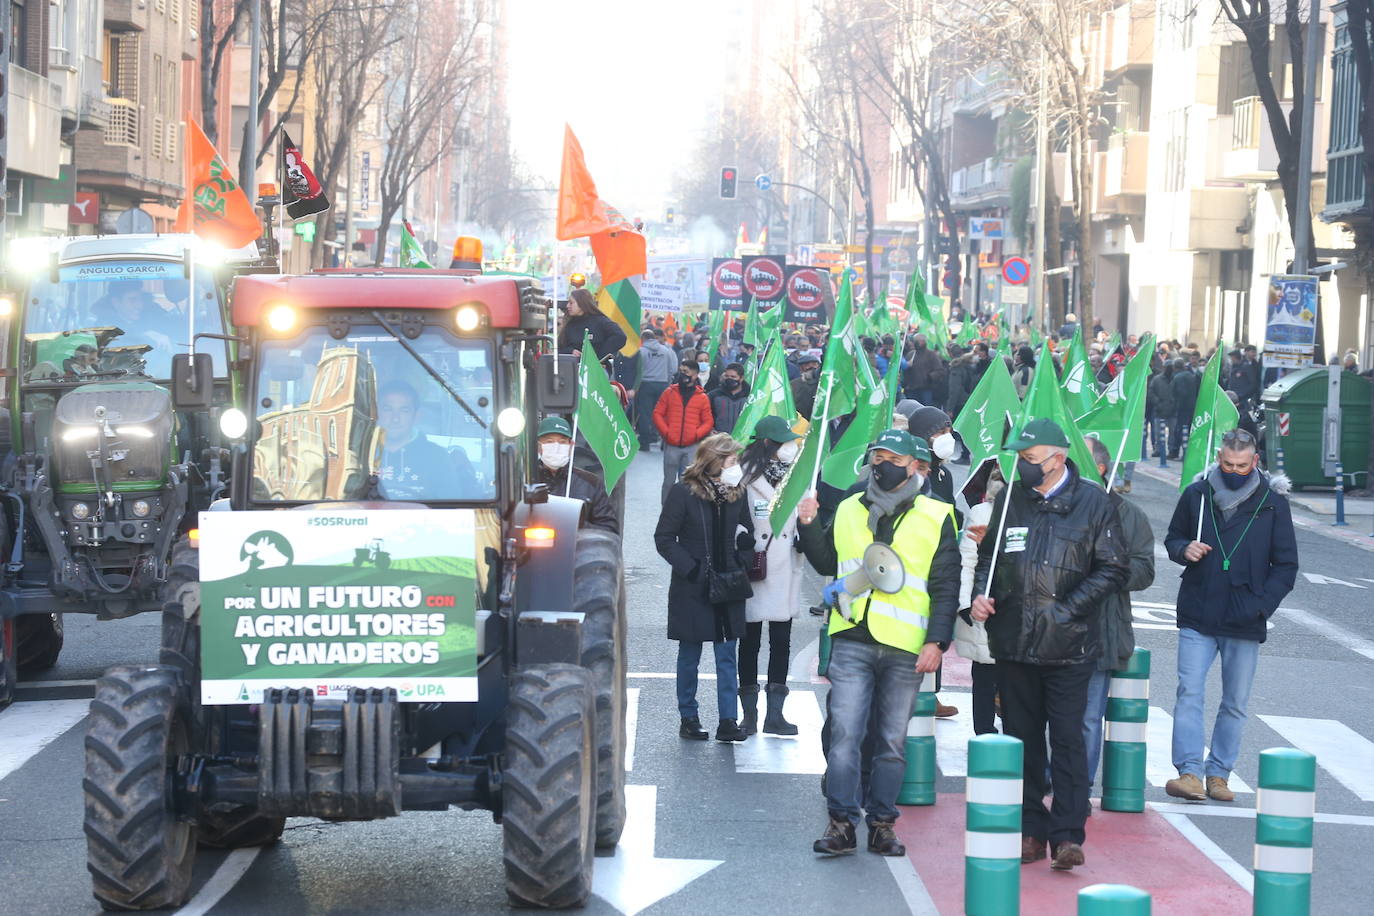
[[732, 337, 796, 445], [1179, 344, 1240, 491], [1061, 325, 1097, 417], [557, 124, 645, 284], [816, 272, 860, 421], [952, 353, 1020, 478], [705, 309, 726, 366], [400, 221, 432, 268], [956, 317, 980, 346], [743, 296, 765, 348], [1076, 334, 1153, 473], [769, 413, 828, 537], [177, 120, 260, 248], [281, 131, 329, 220], [575, 331, 636, 494], [821, 346, 901, 490], [594, 279, 642, 357], [1011, 341, 1102, 484]]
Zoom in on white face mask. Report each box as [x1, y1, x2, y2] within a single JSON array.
[[932, 432, 957, 461], [719, 464, 744, 488], [539, 442, 571, 469], [775, 440, 800, 464]]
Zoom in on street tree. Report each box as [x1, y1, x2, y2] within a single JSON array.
[[198, 0, 251, 146]]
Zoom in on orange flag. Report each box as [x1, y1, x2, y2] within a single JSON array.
[[589, 229, 646, 286], [556, 125, 646, 281], [177, 120, 261, 248]]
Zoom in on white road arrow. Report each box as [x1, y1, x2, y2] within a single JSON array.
[[592, 784, 722, 916], [1301, 572, 1368, 588]]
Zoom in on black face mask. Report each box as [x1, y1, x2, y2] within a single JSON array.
[[1016, 456, 1049, 489], [721, 377, 740, 391], [872, 460, 910, 491], [678, 373, 695, 386]]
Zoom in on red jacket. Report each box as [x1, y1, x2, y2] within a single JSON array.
[[653, 383, 714, 447]]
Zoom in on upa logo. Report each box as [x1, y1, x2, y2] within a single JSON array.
[[240, 530, 294, 572], [712, 258, 744, 298], [613, 429, 634, 461], [744, 256, 785, 299], [787, 268, 825, 310]]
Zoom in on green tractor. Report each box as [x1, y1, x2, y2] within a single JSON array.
[[81, 261, 627, 909], [0, 235, 261, 707]]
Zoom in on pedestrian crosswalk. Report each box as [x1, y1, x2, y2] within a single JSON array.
[[731, 690, 827, 775], [1258, 715, 1374, 802], [0, 699, 89, 782]]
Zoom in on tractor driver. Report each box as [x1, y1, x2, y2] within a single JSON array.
[[377, 380, 478, 500], [92, 280, 175, 355]]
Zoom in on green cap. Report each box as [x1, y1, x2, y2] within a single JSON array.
[[869, 429, 931, 461], [537, 416, 573, 439], [1004, 417, 1070, 450], [752, 415, 802, 443]]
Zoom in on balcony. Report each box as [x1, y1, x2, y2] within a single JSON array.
[[1187, 187, 1251, 250], [104, 98, 141, 147], [1106, 1, 1154, 74], [950, 157, 1014, 208], [1104, 131, 1149, 198], [950, 65, 1016, 114], [8, 65, 64, 179]]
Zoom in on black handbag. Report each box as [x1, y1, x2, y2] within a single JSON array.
[[698, 502, 754, 603]]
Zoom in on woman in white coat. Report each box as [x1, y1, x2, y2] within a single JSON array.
[[738, 416, 805, 735], [954, 470, 1004, 734]]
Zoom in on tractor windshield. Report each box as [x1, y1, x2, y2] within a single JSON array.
[[251, 325, 497, 503], [20, 260, 227, 382]]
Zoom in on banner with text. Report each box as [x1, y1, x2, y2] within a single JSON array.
[[783, 265, 834, 324], [1263, 274, 1319, 368], [199, 510, 478, 704]]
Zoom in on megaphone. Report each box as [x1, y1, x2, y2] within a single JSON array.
[[835, 542, 906, 620]]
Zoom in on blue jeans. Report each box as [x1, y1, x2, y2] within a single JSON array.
[[824, 638, 920, 826], [1083, 668, 1111, 787], [1172, 627, 1260, 780], [676, 640, 739, 721]]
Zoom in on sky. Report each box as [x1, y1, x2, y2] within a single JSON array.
[[505, 0, 735, 219]]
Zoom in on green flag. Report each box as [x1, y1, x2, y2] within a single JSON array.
[[1076, 334, 1153, 476], [760, 300, 784, 340], [705, 309, 726, 366], [952, 353, 1021, 478], [820, 347, 900, 490], [1061, 325, 1097, 417], [575, 331, 636, 494], [743, 297, 764, 348], [1010, 341, 1102, 484], [905, 275, 946, 358], [1108, 330, 1122, 354], [1029, 324, 1044, 349], [1179, 344, 1241, 491], [732, 336, 796, 445], [996, 311, 1013, 352], [768, 412, 829, 537], [956, 316, 980, 346], [817, 273, 859, 421], [925, 294, 951, 354], [399, 223, 433, 268]]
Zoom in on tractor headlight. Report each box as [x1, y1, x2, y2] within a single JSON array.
[[496, 407, 526, 438], [131, 500, 152, 518], [0, 292, 15, 317], [219, 407, 249, 439], [266, 304, 297, 334], [454, 305, 483, 332], [71, 502, 91, 520]]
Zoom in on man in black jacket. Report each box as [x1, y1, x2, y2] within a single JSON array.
[[534, 418, 619, 535], [706, 362, 751, 433], [1169, 358, 1200, 459], [971, 418, 1129, 871], [1162, 428, 1297, 803]]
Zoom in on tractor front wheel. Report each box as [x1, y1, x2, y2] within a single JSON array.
[[17, 612, 64, 673], [573, 529, 627, 848], [502, 664, 597, 908], [84, 665, 196, 911]]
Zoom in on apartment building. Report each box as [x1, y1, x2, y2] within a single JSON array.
[[7, 0, 78, 233]]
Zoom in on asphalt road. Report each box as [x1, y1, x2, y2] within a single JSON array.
[[2, 450, 1371, 915]]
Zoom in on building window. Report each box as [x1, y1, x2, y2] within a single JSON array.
[[11, 0, 29, 71], [1163, 108, 1189, 193]]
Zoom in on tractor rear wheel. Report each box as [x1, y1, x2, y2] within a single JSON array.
[[17, 612, 64, 673], [573, 528, 627, 848], [159, 534, 285, 849], [502, 664, 597, 908], [84, 665, 196, 911]]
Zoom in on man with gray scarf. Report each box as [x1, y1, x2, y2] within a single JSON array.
[[797, 431, 961, 857]]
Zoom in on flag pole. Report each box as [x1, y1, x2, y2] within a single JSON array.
[[1105, 428, 1129, 492], [551, 241, 561, 379], [565, 410, 579, 498], [1195, 421, 1214, 542], [982, 459, 1020, 598]]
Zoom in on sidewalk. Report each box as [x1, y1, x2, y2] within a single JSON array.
[[1134, 461, 1374, 552]]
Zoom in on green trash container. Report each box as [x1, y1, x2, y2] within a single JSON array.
[[1262, 367, 1371, 490]]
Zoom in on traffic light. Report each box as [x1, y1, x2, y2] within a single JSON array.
[[665, 206, 675, 225], [720, 167, 738, 199]]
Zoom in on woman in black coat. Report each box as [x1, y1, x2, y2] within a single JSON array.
[[654, 432, 754, 742], [558, 287, 628, 360]]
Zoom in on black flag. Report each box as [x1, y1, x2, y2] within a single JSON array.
[[281, 131, 330, 220]]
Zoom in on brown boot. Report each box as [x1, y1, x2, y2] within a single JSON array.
[[1051, 842, 1085, 870], [935, 696, 959, 718], [1206, 776, 1236, 802], [1020, 836, 1047, 863], [1165, 773, 1207, 801]]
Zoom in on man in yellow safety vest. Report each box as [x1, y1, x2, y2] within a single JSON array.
[[798, 430, 961, 857]]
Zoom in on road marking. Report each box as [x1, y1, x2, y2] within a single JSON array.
[[1149, 801, 1374, 827], [1258, 715, 1374, 802], [592, 784, 722, 916], [0, 699, 89, 782], [1301, 572, 1367, 588], [732, 689, 827, 775], [789, 634, 821, 684], [172, 848, 261, 916], [1158, 812, 1253, 893], [933, 705, 978, 778], [625, 687, 640, 773], [1276, 606, 1374, 662], [1146, 707, 1253, 794], [885, 853, 940, 915]]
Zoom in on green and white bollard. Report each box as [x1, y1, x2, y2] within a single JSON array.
[[1102, 647, 1150, 812], [1254, 748, 1316, 916], [898, 672, 937, 805], [965, 734, 1023, 916], [1079, 884, 1151, 915]]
